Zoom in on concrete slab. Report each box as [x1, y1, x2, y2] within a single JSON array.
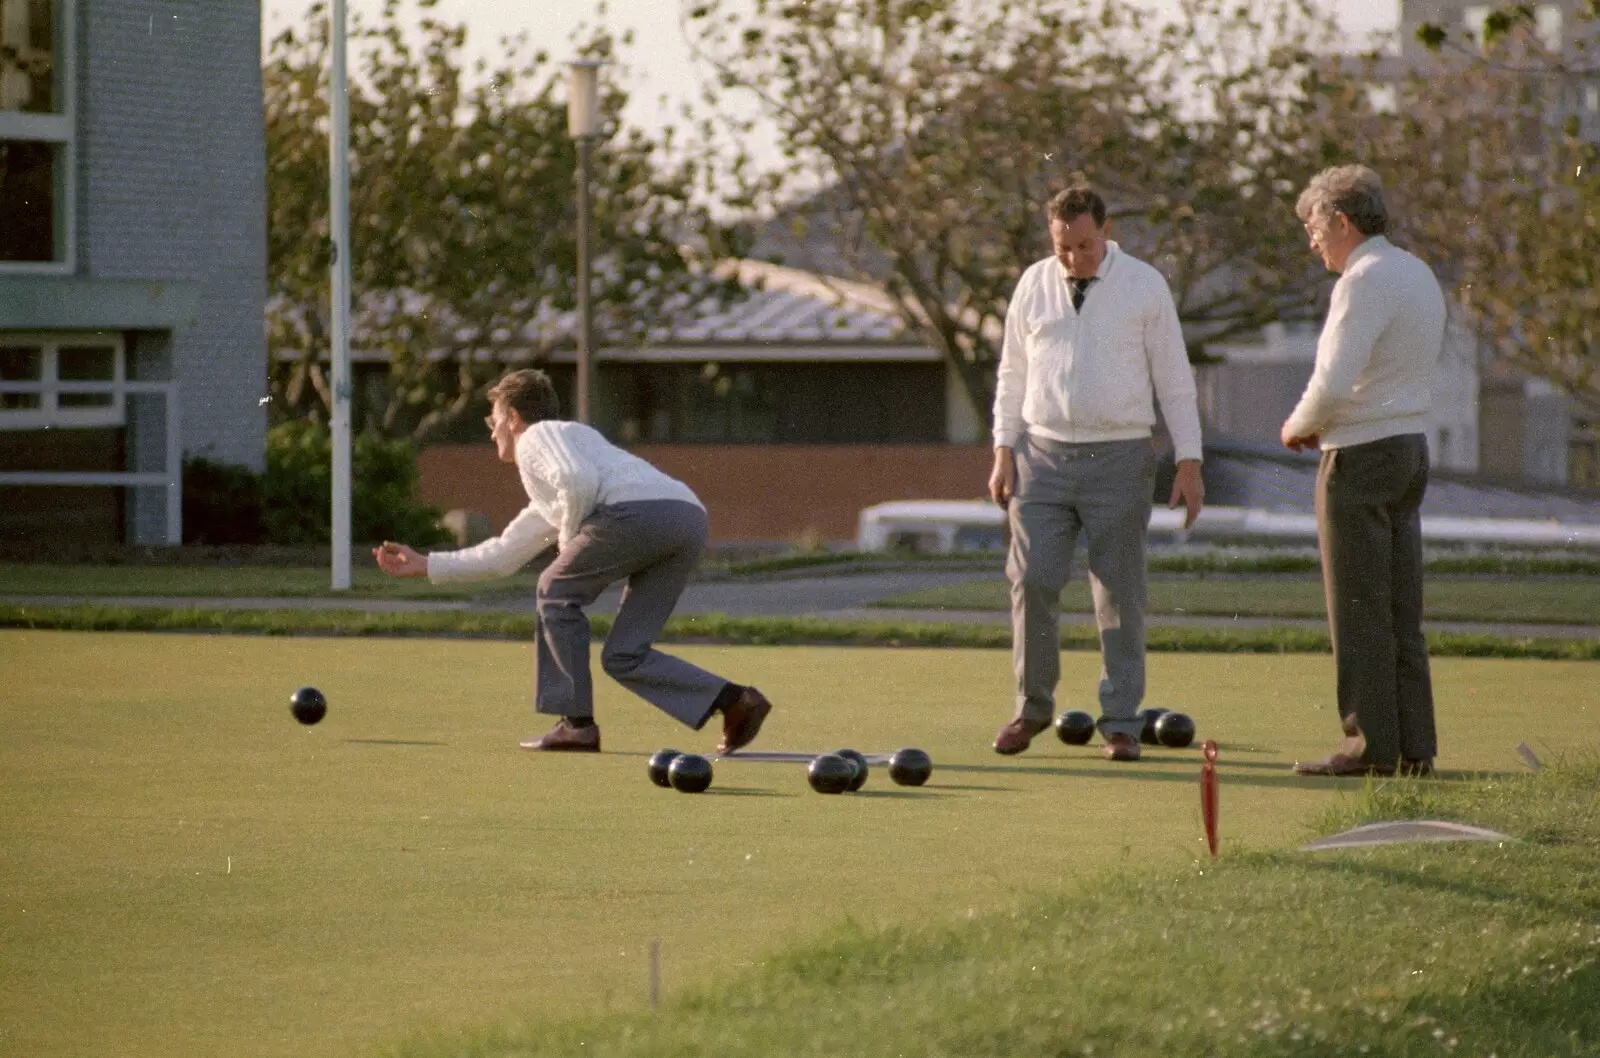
[[1301, 820, 1514, 851]]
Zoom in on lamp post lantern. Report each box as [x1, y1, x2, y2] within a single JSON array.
[[567, 60, 603, 425]]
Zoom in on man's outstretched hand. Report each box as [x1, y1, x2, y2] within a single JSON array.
[[373, 541, 428, 578]]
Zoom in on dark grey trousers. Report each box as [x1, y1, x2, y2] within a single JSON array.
[[1316, 433, 1436, 767], [1007, 435, 1157, 737], [534, 500, 728, 729]]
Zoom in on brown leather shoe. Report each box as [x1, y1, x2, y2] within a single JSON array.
[[993, 717, 1050, 755], [1101, 732, 1141, 762], [520, 718, 600, 752], [715, 687, 772, 755], [1399, 758, 1435, 778], [1293, 752, 1394, 777]]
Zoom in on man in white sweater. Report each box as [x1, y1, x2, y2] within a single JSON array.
[[374, 369, 772, 754], [1282, 165, 1445, 778], [989, 184, 1205, 762]]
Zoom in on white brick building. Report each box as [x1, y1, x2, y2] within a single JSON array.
[[0, 0, 267, 546]]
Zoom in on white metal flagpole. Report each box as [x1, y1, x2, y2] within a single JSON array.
[[328, 0, 353, 591]]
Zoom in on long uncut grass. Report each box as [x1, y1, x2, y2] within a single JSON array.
[[390, 761, 1600, 1058]]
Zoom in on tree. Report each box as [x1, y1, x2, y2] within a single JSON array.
[[265, 0, 743, 439], [684, 0, 1356, 422], [1391, 2, 1600, 413]]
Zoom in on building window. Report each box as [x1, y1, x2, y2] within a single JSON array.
[[604, 362, 947, 445], [0, 0, 73, 271], [0, 332, 125, 428]]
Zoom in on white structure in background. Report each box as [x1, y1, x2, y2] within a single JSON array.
[[1201, 316, 1481, 474], [857, 500, 1600, 554]]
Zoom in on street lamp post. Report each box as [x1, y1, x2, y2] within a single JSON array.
[[567, 60, 603, 426]]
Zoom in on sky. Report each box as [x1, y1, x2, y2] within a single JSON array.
[[261, 0, 1404, 148]]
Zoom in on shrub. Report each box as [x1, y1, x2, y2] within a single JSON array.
[[261, 421, 450, 547], [178, 424, 450, 548], [182, 456, 267, 545]]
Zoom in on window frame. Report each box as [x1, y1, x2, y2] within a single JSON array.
[[0, 0, 76, 275], [0, 331, 125, 429]]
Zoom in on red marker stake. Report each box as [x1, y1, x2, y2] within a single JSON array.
[[1199, 739, 1220, 857]]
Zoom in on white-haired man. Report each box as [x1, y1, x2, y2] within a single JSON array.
[[1283, 164, 1445, 778]]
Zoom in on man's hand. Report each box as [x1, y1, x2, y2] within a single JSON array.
[[1168, 459, 1204, 529], [989, 447, 1017, 507], [1280, 422, 1321, 453], [373, 541, 428, 578]]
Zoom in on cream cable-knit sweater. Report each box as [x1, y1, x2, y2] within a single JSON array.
[[993, 242, 1204, 463], [427, 421, 701, 583], [1283, 236, 1446, 449]]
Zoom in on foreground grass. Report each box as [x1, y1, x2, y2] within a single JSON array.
[[2, 602, 1598, 659], [0, 637, 1390, 1058], [388, 761, 1600, 1058], [879, 575, 1600, 625]]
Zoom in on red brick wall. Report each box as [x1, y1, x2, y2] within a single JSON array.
[[416, 444, 995, 543]]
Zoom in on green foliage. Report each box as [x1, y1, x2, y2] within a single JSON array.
[[1350, 3, 1600, 411], [181, 456, 266, 545], [265, 1, 741, 439], [262, 420, 449, 546], [689, 0, 1347, 420]]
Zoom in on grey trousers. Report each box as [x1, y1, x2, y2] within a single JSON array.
[[1316, 434, 1436, 767], [534, 500, 728, 729], [1007, 435, 1157, 736]]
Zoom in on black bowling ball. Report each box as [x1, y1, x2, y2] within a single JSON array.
[[648, 749, 683, 788], [887, 747, 933, 787], [1155, 711, 1197, 749], [835, 748, 870, 791], [1054, 710, 1095, 745], [1139, 708, 1170, 746], [668, 753, 713, 793], [290, 687, 327, 726], [808, 754, 855, 794]]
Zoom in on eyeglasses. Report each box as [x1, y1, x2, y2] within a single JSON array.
[[484, 414, 501, 432]]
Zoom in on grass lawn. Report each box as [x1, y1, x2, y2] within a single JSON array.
[[2, 632, 1597, 1057], [877, 575, 1600, 625]]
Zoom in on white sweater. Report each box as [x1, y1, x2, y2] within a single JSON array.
[[427, 421, 701, 583], [993, 243, 1204, 463], [1283, 236, 1446, 449]]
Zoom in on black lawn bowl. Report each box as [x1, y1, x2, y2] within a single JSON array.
[[887, 747, 933, 787], [667, 753, 713, 793], [1139, 708, 1170, 746], [835, 748, 870, 791], [648, 749, 683, 788], [808, 754, 856, 795], [1054, 710, 1096, 745], [290, 687, 327, 726], [1155, 711, 1197, 749]]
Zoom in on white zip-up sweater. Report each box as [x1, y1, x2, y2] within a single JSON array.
[[427, 421, 701, 583], [993, 243, 1203, 463], [1283, 236, 1446, 449]]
